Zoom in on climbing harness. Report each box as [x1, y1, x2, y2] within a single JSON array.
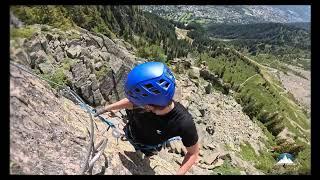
[[124, 123, 182, 152]]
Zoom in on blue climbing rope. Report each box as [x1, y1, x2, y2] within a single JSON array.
[[65, 87, 116, 129]]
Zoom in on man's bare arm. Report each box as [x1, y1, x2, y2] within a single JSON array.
[[94, 98, 134, 116], [176, 142, 199, 175]]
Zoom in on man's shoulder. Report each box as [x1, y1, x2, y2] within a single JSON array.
[[173, 101, 186, 110], [172, 101, 193, 123]]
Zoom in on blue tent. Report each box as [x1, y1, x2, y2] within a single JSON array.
[[277, 153, 294, 161]]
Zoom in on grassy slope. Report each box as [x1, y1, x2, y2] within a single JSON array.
[[198, 47, 310, 173]]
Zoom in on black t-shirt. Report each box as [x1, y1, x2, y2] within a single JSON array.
[[126, 101, 198, 147]]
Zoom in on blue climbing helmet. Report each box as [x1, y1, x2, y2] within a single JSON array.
[[124, 62, 176, 107]]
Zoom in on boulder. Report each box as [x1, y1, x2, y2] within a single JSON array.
[[67, 39, 82, 47], [101, 35, 120, 56], [112, 64, 131, 100], [84, 34, 97, 47], [94, 62, 104, 71], [180, 99, 190, 108], [83, 57, 94, 74], [99, 51, 111, 62], [205, 83, 212, 94], [10, 11, 23, 28], [201, 152, 220, 165], [99, 70, 115, 101], [30, 50, 48, 68], [199, 69, 214, 81], [30, 38, 44, 53], [89, 74, 99, 91], [199, 109, 206, 117], [46, 33, 54, 42], [53, 46, 65, 62], [38, 62, 54, 74], [182, 60, 192, 69], [188, 67, 200, 79], [109, 55, 123, 73], [208, 159, 224, 169], [10, 65, 90, 175], [206, 126, 215, 135], [53, 40, 60, 49], [167, 140, 187, 156], [113, 39, 126, 50], [66, 45, 82, 59], [71, 62, 90, 88], [91, 51, 102, 62], [89, 33, 104, 48], [80, 48, 91, 58], [93, 89, 105, 106], [198, 158, 224, 170], [101, 46, 108, 52], [207, 144, 216, 150], [40, 38, 48, 53], [80, 81, 93, 104], [188, 104, 202, 118], [11, 48, 30, 66]]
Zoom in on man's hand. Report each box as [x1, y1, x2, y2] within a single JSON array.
[[176, 142, 199, 175], [93, 98, 134, 117], [93, 108, 107, 117], [93, 108, 118, 117], [166, 141, 187, 156]]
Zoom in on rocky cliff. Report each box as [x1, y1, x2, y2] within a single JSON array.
[[10, 24, 271, 175]]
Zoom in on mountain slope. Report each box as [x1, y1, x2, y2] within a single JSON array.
[[206, 22, 310, 50], [10, 22, 271, 174], [10, 5, 310, 174], [11, 5, 192, 60], [142, 5, 310, 25]]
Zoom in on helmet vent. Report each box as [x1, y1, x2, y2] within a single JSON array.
[[144, 83, 154, 89], [158, 79, 165, 84], [142, 94, 148, 97], [164, 82, 170, 88], [135, 88, 140, 93], [130, 95, 138, 99], [152, 89, 161, 94], [165, 70, 173, 80]]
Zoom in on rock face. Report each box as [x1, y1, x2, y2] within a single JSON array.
[[10, 24, 268, 175], [9, 64, 210, 175], [10, 65, 88, 174], [10, 24, 137, 107], [10, 11, 23, 28], [173, 64, 267, 174], [277, 65, 311, 111]]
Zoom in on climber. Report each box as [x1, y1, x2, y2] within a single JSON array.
[[94, 62, 199, 175]]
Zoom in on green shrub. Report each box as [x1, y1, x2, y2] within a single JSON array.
[[211, 159, 242, 175], [11, 6, 74, 31], [68, 33, 81, 40], [137, 44, 167, 63], [94, 65, 111, 81], [10, 26, 35, 40], [41, 68, 69, 89], [61, 58, 75, 71], [295, 146, 311, 174], [239, 141, 276, 173]]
